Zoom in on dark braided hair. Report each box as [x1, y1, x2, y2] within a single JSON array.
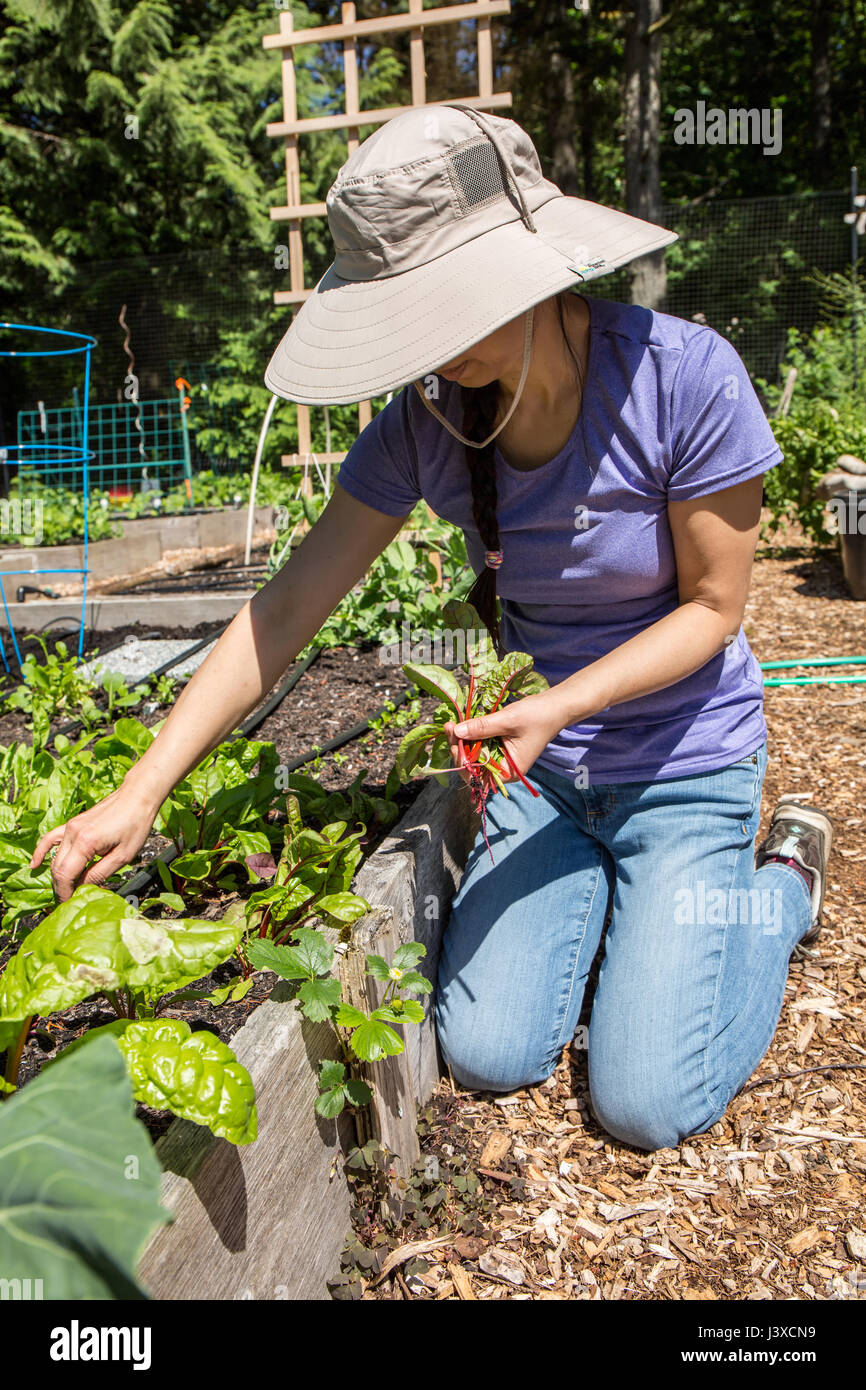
[[462, 378, 504, 655], [461, 290, 586, 657]]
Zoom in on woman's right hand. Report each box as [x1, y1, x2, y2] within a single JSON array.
[[29, 783, 163, 903]]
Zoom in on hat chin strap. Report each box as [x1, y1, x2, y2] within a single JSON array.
[[412, 306, 535, 449]]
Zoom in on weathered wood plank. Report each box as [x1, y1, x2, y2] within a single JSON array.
[[137, 983, 356, 1301], [352, 778, 478, 1157]]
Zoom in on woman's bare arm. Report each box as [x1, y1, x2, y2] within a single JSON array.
[[32, 484, 410, 897]]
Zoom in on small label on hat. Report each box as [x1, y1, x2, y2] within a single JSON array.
[[567, 257, 607, 278]]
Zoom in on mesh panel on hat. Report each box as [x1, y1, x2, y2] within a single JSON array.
[[448, 138, 509, 213]]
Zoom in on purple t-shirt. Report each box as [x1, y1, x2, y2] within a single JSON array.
[[337, 294, 782, 783]]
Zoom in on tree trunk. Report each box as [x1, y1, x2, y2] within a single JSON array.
[[811, 0, 833, 183], [624, 0, 667, 309], [547, 2, 580, 195]]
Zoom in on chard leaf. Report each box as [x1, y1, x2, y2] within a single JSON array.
[[441, 599, 498, 677], [141, 892, 186, 915], [245, 851, 277, 882], [480, 650, 548, 711], [510, 668, 550, 697], [316, 891, 369, 925], [168, 977, 253, 1008], [69, 1018, 257, 1145], [170, 849, 216, 882], [0, 886, 243, 1021], [395, 726, 453, 782], [401, 663, 465, 717]]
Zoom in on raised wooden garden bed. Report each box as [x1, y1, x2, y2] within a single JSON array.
[[136, 776, 478, 1301]]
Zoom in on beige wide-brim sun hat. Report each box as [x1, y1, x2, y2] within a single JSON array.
[[265, 103, 678, 407]]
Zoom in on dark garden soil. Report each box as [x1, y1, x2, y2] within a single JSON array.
[[336, 517, 866, 1302], [0, 620, 225, 745]]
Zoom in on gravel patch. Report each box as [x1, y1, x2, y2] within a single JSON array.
[[79, 636, 218, 684]]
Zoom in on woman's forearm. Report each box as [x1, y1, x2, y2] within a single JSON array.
[[121, 578, 318, 807], [118, 487, 409, 808], [546, 601, 739, 729]]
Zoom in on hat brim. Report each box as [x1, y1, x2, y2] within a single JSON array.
[[264, 194, 678, 406]]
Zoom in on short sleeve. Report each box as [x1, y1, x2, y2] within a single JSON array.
[[667, 329, 783, 501], [336, 386, 423, 517]]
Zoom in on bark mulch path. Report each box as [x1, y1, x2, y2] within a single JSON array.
[[341, 517, 866, 1301]]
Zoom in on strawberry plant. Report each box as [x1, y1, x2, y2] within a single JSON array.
[[394, 600, 549, 859], [246, 934, 431, 1119]]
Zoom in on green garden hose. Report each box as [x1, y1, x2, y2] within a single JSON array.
[[759, 655, 866, 687]]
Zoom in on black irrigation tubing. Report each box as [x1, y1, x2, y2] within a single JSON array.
[[740, 1061, 866, 1092], [119, 651, 415, 901], [48, 623, 232, 742], [121, 573, 266, 597], [1, 623, 168, 685], [146, 623, 231, 682]]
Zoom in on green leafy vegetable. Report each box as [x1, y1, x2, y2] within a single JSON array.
[[66, 1018, 257, 1146], [0, 1034, 170, 1298]]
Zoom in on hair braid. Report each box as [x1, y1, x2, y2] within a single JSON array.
[[461, 379, 504, 656]]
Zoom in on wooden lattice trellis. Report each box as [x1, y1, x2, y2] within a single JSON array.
[[263, 0, 512, 491]]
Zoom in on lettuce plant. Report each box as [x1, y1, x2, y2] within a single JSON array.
[[394, 600, 549, 858]]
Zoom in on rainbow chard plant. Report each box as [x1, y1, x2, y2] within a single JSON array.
[[394, 601, 549, 860], [0, 886, 257, 1144]]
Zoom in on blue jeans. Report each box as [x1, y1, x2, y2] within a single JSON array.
[[434, 739, 813, 1152]]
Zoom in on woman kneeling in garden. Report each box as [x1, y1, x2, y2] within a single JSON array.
[[34, 105, 833, 1154]]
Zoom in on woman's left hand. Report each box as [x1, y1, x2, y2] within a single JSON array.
[[444, 691, 569, 786]]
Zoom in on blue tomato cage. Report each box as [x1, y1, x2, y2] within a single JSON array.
[[0, 322, 97, 671]]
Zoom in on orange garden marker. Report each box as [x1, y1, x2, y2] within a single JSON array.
[[175, 378, 194, 506]]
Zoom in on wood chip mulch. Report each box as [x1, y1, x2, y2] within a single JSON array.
[[342, 514, 866, 1301]]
